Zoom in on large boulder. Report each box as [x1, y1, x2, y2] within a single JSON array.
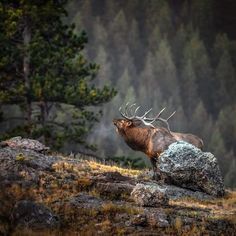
[[157, 141, 225, 197]]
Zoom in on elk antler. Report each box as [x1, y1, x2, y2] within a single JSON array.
[[119, 103, 176, 132], [145, 108, 176, 133]]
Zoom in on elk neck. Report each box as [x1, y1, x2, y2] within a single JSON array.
[[123, 126, 153, 152]]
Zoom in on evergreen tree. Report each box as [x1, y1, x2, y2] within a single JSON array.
[[117, 47, 137, 83], [217, 106, 236, 151], [183, 32, 214, 114], [94, 45, 112, 87], [191, 100, 213, 143], [224, 157, 236, 188], [128, 19, 143, 69], [139, 52, 156, 100], [92, 17, 108, 47], [148, 25, 162, 51], [190, 0, 214, 43], [180, 58, 199, 118], [154, 39, 180, 105], [208, 127, 228, 175], [109, 9, 128, 55], [116, 68, 133, 98], [171, 25, 187, 69], [80, 0, 93, 30], [144, 0, 167, 34], [215, 50, 236, 108], [158, 2, 173, 35], [213, 33, 230, 66], [0, 1, 116, 148]]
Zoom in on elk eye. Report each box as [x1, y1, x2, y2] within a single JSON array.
[[127, 121, 132, 126]]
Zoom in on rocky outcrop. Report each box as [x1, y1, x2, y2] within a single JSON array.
[[131, 209, 169, 228], [0, 138, 234, 236], [131, 183, 169, 206], [11, 200, 60, 230], [157, 141, 225, 197], [131, 182, 213, 207]]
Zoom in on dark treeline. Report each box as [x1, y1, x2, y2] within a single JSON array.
[[66, 0, 236, 188]]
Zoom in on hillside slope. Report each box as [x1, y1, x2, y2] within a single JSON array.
[[0, 146, 235, 235]]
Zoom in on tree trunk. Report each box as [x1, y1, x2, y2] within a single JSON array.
[[23, 18, 32, 133], [39, 101, 47, 144]]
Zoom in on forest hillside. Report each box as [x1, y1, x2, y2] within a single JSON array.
[[1, 1, 236, 189], [67, 0, 236, 188]]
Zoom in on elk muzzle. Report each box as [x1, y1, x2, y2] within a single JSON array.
[[113, 119, 119, 127], [113, 119, 120, 133]]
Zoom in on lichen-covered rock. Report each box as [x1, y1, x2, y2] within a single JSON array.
[[131, 182, 212, 207], [160, 183, 213, 201], [130, 210, 170, 228], [145, 210, 169, 228], [158, 141, 225, 197], [0, 136, 49, 152], [11, 200, 60, 230], [96, 182, 134, 199], [131, 183, 169, 206]]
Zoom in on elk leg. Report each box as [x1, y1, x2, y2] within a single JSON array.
[[150, 157, 161, 181]]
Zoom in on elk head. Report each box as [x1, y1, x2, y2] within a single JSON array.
[[113, 102, 176, 134]]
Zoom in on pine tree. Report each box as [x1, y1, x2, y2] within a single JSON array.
[[224, 157, 236, 188], [148, 25, 162, 51], [94, 45, 112, 87], [208, 127, 228, 175], [154, 39, 180, 105], [180, 58, 199, 118], [92, 17, 108, 47], [183, 32, 214, 114], [191, 100, 213, 144], [215, 50, 236, 108], [213, 33, 230, 66], [171, 25, 187, 69], [217, 106, 236, 151], [190, 0, 214, 43], [109, 9, 128, 55], [128, 19, 143, 68], [144, 0, 167, 34], [139, 52, 156, 101], [0, 1, 116, 148]]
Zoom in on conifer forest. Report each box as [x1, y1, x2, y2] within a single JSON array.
[[1, 0, 236, 188]]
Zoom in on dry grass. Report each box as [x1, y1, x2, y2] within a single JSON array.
[[101, 201, 140, 215], [86, 160, 142, 177], [169, 190, 236, 227]]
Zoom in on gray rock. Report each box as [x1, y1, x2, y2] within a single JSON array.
[[158, 141, 225, 197], [130, 214, 147, 226], [145, 210, 169, 228], [160, 183, 213, 200], [96, 182, 134, 199], [131, 182, 213, 207], [11, 200, 60, 230], [69, 193, 103, 209], [131, 183, 169, 206], [0, 136, 49, 152]]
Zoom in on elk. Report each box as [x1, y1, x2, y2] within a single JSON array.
[[113, 103, 203, 179]]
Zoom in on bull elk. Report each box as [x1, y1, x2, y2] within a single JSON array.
[[113, 103, 203, 179]]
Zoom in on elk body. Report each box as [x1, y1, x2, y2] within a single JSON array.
[[113, 103, 203, 179]]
